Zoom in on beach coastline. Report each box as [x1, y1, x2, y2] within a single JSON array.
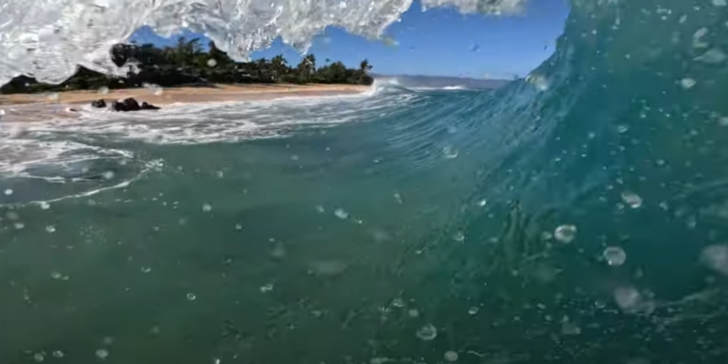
[[0, 83, 370, 122]]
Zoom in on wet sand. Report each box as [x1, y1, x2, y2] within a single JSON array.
[[0, 84, 370, 122]]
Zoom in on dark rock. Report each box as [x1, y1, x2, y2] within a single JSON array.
[[109, 98, 160, 112], [140, 102, 160, 110], [91, 99, 106, 108], [110, 100, 126, 112], [121, 97, 141, 111]]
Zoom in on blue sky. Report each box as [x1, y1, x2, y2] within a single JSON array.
[[129, 0, 568, 79]]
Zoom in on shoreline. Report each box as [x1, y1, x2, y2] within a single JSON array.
[[0, 83, 370, 122], [0, 83, 370, 106]]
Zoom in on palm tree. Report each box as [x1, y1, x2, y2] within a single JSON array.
[[304, 54, 317, 74], [270, 55, 288, 81], [359, 59, 373, 73]]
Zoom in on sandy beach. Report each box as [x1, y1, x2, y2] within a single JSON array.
[[0, 83, 370, 122]]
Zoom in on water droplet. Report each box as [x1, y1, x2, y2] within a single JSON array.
[[603, 246, 627, 266], [207, 59, 218, 67], [554, 224, 577, 243], [334, 208, 349, 219], [468, 306, 479, 315], [443, 146, 459, 159], [39, 201, 50, 209], [45, 225, 56, 233], [186, 293, 196, 301], [391, 297, 405, 308], [202, 203, 212, 212], [4, 188, 13, 195], [95, 349, 109, 360], [141, 267, 151, 273], [680, 78, 696, 89], [695, 48, 727, 64], [561, 321, 581, 335], [98, 86, 109, 95], [477, 199, 487, 207], [701, 244, 728, 276], [621, 191, 643, 208], [444, 351, 459, 362], [415, 324, 438, 341]]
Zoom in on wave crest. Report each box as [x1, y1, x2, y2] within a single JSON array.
[[0, 0, 525, 86]]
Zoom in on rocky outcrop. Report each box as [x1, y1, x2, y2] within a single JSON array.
[[99, 97, 160, 112], [141, 102, 160, 110], [91, 99, 106, 108]]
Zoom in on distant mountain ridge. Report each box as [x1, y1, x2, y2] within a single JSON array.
[[372, 74, 511, 90]]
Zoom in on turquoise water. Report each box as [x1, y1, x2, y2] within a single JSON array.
[[2, 0, 728, 362]]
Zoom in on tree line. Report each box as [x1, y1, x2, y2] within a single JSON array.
[[1, 37, 374, 94]]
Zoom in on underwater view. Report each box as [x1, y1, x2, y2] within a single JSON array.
[[1, 0, 728, 363]]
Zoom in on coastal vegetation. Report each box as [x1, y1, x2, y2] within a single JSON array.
[[0, 38, 374, 94]]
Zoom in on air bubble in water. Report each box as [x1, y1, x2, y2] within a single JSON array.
[[50, 271, 63, 279], [141, 267, 151, 273], [51, 351, 64, 358], [561, 321, 581, 335], [407, 309, 420, 318], [260, 283, 274, 293], [468, 306, 479, 315], [45, 225, 56, 233], [617, 125, 629, 133], [186, 293, 197, 301], [95, 349, 109, 360], [680, 78, 696, 89], [33, 352, 44, 362], [39, 201, 50, 210], [334, 208, 349, 219], [603, 246, 627, 266], [14, 222, 24, 230], [415, 324, 438, 341], [207, 59, 218, 67], [621, 191, 643, 208], [202, 203, 212, 212], [4, 188, 13, 195], [144, 83, 163, 95], [444, 351, 459, 362], [712, 0, 726, 6], [554, 225, 577, 243], [701, 244, 728, 276], [695, 48, 727, 64], [453, 231, 465, 242], [102, 171, 115, 180], [98, 86, 109, 95], [443, 146, 459, 159]]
